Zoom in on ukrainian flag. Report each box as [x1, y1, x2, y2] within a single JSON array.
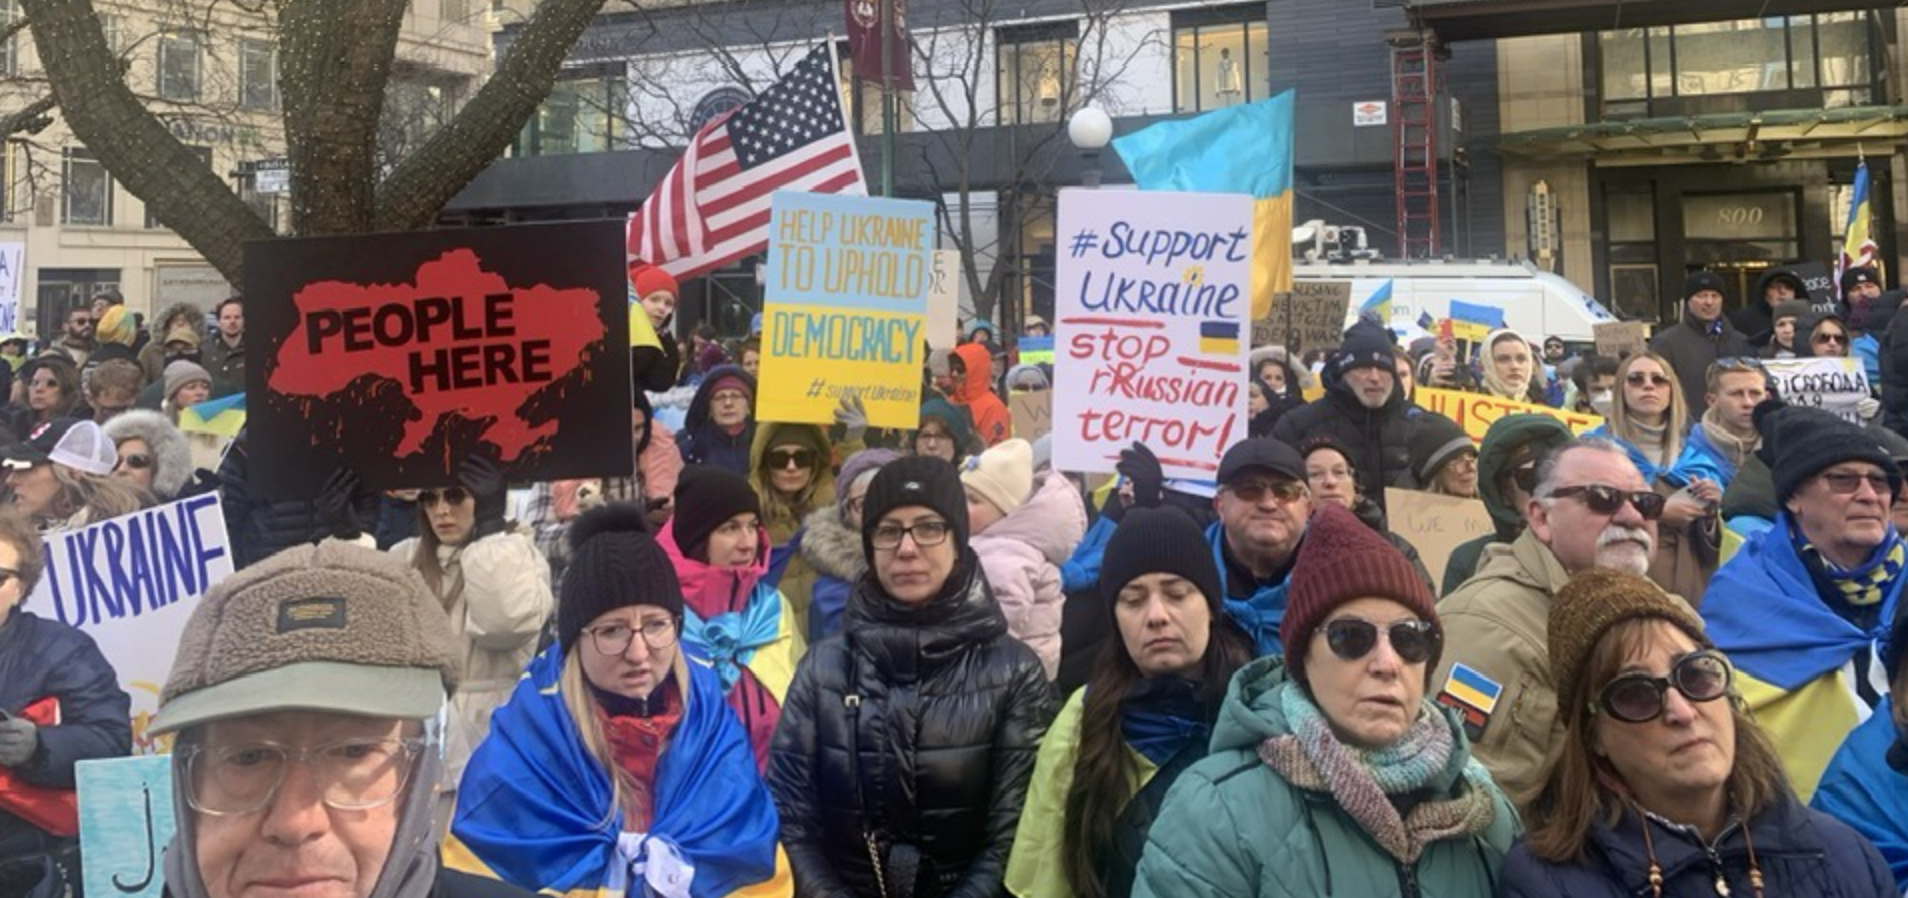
[[629, 285, 663, 351], [1018, 335, 1055, 365], [1363, 281, 1397, 324], [178, 392, 245, 439], [1113, 91, 1295, 323], [1199, 321, 1241, 356]]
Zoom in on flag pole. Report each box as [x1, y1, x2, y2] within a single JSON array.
[[879, 0, 896, 197]]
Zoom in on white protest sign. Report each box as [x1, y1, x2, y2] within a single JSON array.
[[0, 241, 22, 335], [1052, 188, 1253, 479], [78, 756, 175, 898], [927, 249, 961, 349], [1762, 356, 1870, 423], [24, 494, 234, 754]]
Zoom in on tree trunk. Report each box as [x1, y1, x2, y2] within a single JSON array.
[[280, 0, 406, 237]]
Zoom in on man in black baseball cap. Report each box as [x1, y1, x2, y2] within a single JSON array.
[[1207, 436, 1310, 656]]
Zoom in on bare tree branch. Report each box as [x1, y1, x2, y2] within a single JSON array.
[[0, 93, 55, 138]]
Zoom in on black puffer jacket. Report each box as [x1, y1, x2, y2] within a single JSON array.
[[216, 430, 377, 569], [0, 611, 130, 863], [1270, 370, 1429, 508], [767, 553, 1055, 898]]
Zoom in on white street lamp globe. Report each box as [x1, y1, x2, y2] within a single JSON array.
[[1068, 106, 1114, 150]]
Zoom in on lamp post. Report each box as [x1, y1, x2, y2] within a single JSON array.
[[1067, 106, 1113, 188]]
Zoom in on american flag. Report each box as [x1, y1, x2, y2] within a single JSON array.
[[627, 44, 866, 281]]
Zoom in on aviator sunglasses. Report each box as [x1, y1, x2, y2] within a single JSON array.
[[1318, 617, 1440, 665]]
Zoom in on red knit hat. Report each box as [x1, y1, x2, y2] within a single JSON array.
[[631, 264, 679, 299], [1280, 503, 1440, 670]]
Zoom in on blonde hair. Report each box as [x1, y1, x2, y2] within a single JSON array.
[[557, 644, 692, 829], [42, 465, 148, 527], [1611, 352, 1686, 463]]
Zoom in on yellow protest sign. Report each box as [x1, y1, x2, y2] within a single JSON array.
[[758, 193, 933, 429], [1415, 386, 1601, 443]]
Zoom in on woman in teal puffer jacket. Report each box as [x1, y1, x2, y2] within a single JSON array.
[[1132, 504, 1518, 898]]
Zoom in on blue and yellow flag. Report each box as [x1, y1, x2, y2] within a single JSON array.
[[177, 392, 245, 439], [1113, 91, 1295, 322]]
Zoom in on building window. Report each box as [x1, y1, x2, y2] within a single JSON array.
[[241, 39, 278, 110], [996, 22, 1076, 126], [1598, 13, 1876, 116], [62, 148, 111, 226], [146, 146, 211, 229], [1172, 6, 1268, 113], [0, 0, 17, 78], [514, 68, 626, 156], [158, 31, 203, 102], [99, 14, 125, 57]]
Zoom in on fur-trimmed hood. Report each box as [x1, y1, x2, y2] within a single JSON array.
[[101, 408, 194, 499], [798, 504, 866, 583], [149, 301, 202, 344]]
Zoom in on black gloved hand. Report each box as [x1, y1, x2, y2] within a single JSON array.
[[462, 454, 509, 541], [0, 717, 38, 768], [316, 468, 364, 540], [1117, 441, 1164, 509]]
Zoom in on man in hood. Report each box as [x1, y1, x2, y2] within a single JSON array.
[[1272, 319, 1448, 506], [151, 541, 532, 898], [1734, 267, 1810, 347], [1651, 270, 1753, 412], [948, 342, 1010, 446]]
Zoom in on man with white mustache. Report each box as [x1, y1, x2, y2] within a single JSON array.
[[1434, 438, 1678, 809]]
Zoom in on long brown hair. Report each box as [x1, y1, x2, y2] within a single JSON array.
[[1062, 602, 1251, 898], [408, 495, 470, 609], [1611, 352, 1686, 464], [1522, 618, 1791, 863]]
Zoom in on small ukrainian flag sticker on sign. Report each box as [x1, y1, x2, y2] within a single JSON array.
[[1199, 320, 1240, 356]]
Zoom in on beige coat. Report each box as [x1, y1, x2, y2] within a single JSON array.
[[390, 527, 553, 787]]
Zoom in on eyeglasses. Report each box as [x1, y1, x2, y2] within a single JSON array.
[[1445, 455, 1479, 472], [916, 429, 951, 445], [1547, 484, 1666, 520], [1592, 650, 1732, 724], [767, 448, 817, 470], [1318, 617, 1440, 665], [182, 737, 425, 816], [844, 496, 866, 517], [1819, 471, 1893, 497], [870, 519, 951, 550], [1225, 479, 1309, 505], [584, 617, 679, 655], [116, 453, 153, 471], [416, 487, 470, 507], [712, 390, 749, 404], [1625, 372, 1673, 388], [1510, 460, 1539, 493]]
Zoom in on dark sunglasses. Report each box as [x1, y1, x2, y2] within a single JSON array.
[[1510, 460, 1539, 493], [1227, 479, 1308, 504], [417, 486, 470, 507], [1625, 372, 1673, 387], [1319, 617, 1440, 665], [1814, 331, 1849, 345], [1593, 650, 1732, 724], [767, 448, 817, 470], [1548, 484, 1666, 520], [116, 453, 153, 471], [1819, 470, 1894, 496]]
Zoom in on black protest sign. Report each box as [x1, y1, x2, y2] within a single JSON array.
[[245, 221, 631, 498]]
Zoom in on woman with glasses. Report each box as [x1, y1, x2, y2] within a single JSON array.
[[1411, 412, 1480, 498], [451, 504, 789, 895], [1586, 352, 1687, 484], [659, 466, 805, 769], [1132, 504, 1516, 897], [769, 456, 1053, 898], [2, 418, 146, 531], [1502, 568, 1891, 897], [6, 357, 81, 437], [1300, 437, 1437, 597], [749, 422, 835, 637], [1007, 508, 1250, 898], [915, 398, 980, 463], [102, 408, 200, 501], [798, 448, 901, 641], [389, 455, 553, 823], [675, 364, 756, 476], [1799, 310, 1855, 359]]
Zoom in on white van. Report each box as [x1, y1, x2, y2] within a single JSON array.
[[1295, 259, 1618, 344]]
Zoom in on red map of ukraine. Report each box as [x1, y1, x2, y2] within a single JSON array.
[[268, 249, 606, 461]]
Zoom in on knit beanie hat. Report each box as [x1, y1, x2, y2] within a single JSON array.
[[837, 448, 903, 519], [559, 504, 682, 653], [919, 397, 977, 455], [1408, 413, 1474, 483], [1281, 503, 1439, 670], [631, 264, 679, 299], [1546, 568, 1709, 721], [862, 455, 968, 563], [1842, 265, 1881, 296], [1772, 299, 1811, 324], [95, 306, 137, 347], [1100, 507, 1223, 614], [1756, 400, 1900, 505], [1329, 318, 1396, 382], [164, 360, 213, 403], [671, 465, 762, 560], [960, 438, 1033, 517], [1685, 270, 1727, 301]]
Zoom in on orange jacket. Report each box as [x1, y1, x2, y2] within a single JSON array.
[[950, 343, 1011, 447]]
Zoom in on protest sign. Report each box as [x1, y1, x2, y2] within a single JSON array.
[[1594, 321, 1648, 360], [1384, 488, 1494, 589], [246, 221, 631, 498], [1762, 356, 1870, 422], [1415, 386, 1602, 443], [1052, 188, 1253, 479], [0, 241, 21, 335], [1790, 261, 1835, 307], [1262, 280, 1351, 355], [760, 192, 932, 429], [78, 756, 175, 898], [927, 248, 961, 349], [1011, 389, 1052, 440], [23, 494, 233, 755]]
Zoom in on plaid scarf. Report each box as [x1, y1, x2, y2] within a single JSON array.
[[1256, 680, 1497, 864], [1794, 520, 1906, 609]]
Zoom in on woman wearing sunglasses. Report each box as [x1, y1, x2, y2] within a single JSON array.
[[101, 408, 199, 501], [1586, 352, 1687, 484], [797, 448, 901, 641], [388, 454, 554, 823], [1503, 568, 1891, 897], [748, 421, 835, 638], [1133, 504, 1516, 898], [449, 505, 789, 895], [1798, 309, 1854, 359]]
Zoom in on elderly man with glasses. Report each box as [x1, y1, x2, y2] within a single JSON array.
[[1703, 402, 1908, 803], [1435, 436, 1672, 810], [1197, 437, 1313, 657], [151, 541, 534, 898]]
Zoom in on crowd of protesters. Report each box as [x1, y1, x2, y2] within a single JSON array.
[[10, 263, 1908, 898]]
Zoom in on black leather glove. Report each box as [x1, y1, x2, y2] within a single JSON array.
[[316, 468, 364, 540], [0, 717, 37, 767], [1117, 441, 1164, 509], [462, 455, 509, 541]]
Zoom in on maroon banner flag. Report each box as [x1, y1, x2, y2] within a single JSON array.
[[846, 0, 914, 91]]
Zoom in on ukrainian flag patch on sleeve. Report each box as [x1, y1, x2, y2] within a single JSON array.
[[1436, 662, 1504, 742]]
